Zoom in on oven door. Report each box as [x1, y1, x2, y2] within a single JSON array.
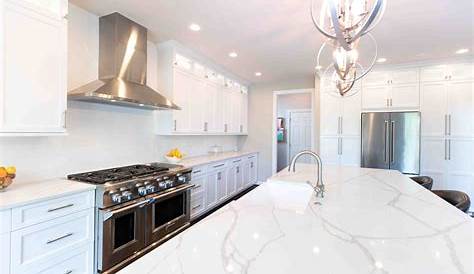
[[146, 184, 193, 244], [99, 199, 148, 272]]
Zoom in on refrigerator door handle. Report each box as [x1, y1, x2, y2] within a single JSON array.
[[448, 139, 451, 160], [384, 120, 388, 163], [390, 121, 395, 163]]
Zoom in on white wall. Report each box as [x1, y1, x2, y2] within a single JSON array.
[[276, 93, 312, 171], [0, 5, 238, 184], [240, 77, 316, 181]]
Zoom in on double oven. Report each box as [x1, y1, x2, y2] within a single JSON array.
[[97, 183, 193, 273]]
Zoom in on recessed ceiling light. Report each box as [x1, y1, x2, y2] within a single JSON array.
[[255, 72, 262, 77], [229, 52, 238, 58], [376, 58, 387, 63], [315, 65, 323, 70], [455, 48, 469, 54], [189, 23, 201, 32]]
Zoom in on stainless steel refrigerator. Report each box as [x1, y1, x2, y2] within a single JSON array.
[[361, 112, 420, 174]]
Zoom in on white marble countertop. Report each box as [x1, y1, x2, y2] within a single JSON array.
[[0, 178, 95, 210], [119, 164, 472, 274], [179, 151, 258, 168]]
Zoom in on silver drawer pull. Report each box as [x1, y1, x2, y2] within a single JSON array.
[[192, 185, 202, 189], [48, 204, 74, 212], [166, 221, 177, 230], [233, 159, 242, 163], [192, 204, 202, 210], [213, 163, 225, 168], [46, 232, 74, 244], [64, 270, 73, 274], [192, 170, 202, 174]]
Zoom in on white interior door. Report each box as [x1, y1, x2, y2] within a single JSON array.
[[288, 111, 312, 163]]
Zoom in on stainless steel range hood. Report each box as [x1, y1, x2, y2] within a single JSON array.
[[68, 13, 179, 110]]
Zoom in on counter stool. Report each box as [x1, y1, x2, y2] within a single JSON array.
[[432, 190, 471, 213], [410, 176, 433, 190]]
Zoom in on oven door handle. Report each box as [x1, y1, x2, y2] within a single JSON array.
[[147, 184, 195, 203], [103, 199, 150, 221]]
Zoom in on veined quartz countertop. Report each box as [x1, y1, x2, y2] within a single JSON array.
[[0, 178, 95, 210], [119, 164, 473, 274], [179, 151, 258, 168]]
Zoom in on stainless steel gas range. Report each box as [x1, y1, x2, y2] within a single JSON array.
[[68, 163, 193, 273]]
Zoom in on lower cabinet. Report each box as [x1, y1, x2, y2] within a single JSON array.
[[1, 190, 95, 274], [320, 136, 361, 166], [189, 153, 259, 220]]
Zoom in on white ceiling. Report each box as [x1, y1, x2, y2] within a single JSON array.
[[70, 0, 474, 85]]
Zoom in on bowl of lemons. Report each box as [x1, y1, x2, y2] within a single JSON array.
[[0, 166, 16, 191], [165, 148, 184, 164]]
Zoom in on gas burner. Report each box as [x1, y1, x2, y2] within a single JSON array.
[[67, 163, 192, 209]]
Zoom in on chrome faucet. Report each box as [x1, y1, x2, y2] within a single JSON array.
[[288, 150, 325, 198]]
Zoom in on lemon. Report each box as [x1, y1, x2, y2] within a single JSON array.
[[5, 166, 16, 175]]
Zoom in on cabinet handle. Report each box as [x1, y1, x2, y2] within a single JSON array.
[[204, 122, 208, 132], [390, 121, 395, 163], [63, 110, 67, 128], [174, 120, 177, 131], [46, 232, 74, 244], [448, 139, 451, 160], [339, 138, 343, 155], [192, 204, 202, 210], [64, 270, 73, 274], [390, 99, 393, 107], [192, 184, 202, 189], [233, 159, 241, 163], [224, 124, 228, 133], [48, 204, 74, 212], [240, 125, 243, 133], [217, 172, 222, 180], [250, 162, 254, 168], [213, 163, 225, 168], [236, 166, 240, 173], [444, 115, 448, 136], [384, 120, 389, 163], [444, 139, 448, 160], [448, 114, 451, 135], [192, 170, 201, 174]]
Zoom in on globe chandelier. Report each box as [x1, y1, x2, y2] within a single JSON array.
[[311, 0, 386, 96]]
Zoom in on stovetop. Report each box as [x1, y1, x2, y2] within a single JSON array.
[[67, 163, 183, 184]]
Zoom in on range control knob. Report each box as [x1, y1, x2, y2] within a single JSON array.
[[122, 191, 133, 200], [177, 176, 187, 183], [111, 193, 122, 203], [119, 187, 129, 192], [158, 181, 166, 188], [137, 187, 147, 196], [165, 180, 174, 187], [145, 184, 156, 193]]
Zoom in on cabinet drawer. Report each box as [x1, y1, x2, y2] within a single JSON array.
[[11, 209, 94, 273], [210, 161, 227, 170], [37, 243, 93, 274], [12, 190, 94, 230], [190, 177, 205, 195], [191, 191, 205, 218], [191, 165, 208, 176]]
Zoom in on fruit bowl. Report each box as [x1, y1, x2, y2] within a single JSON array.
[[0, 174, 15, 191], [165, 156, 182, 164]]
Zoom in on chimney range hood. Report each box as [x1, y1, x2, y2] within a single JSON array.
[[68, 13, 179, 110]]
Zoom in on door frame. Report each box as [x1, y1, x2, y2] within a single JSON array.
[[272, 89, 315, 175], [287, 109, 312, 165]]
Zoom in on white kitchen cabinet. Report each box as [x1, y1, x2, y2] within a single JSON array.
[[155, 41, 248, 135], [320, 137, 340, 165], [0, 0, 67, 135], [421, 137, 447, 189], [320, 136, 360, 166], [227, 158, 243, 197], [205, 171, 218, 209], [362, 85, 390, 110], [421, 63, 473, 82], [421, 80, 473, 138], [247, 154, 258, 185], [363, 68, 419, 86], [320, 91, 341, 136]]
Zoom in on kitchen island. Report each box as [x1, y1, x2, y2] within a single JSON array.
[[119, 164, 472, 274]]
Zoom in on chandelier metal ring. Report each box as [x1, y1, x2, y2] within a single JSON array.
[[316, 32, 379, 84]]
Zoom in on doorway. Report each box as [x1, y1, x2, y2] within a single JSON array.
[[273, 89, 315, 173]]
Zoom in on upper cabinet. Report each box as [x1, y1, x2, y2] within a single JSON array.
[[0, 0, 68, 135], [420, 63, 474, 82], [362, 67, 420, 111], [155, 42, 249, 135]]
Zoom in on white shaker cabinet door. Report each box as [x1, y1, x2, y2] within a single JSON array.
[[390, 68, 419, 85], [390, 84, 420, 110], [320, 137, 340, 165], [172, 69, 191, 132], [216, 169, 227, 202], [421, 138, 447, 189], [446, 139, 473, 201], [362, 70, 390, 86], [226, 165, 237, 197], [222, 88, 234, 133], [205, 172, 218, 209], [240, 92, 248, 134], [340, 137, 361, 166], [187, 76, 207, 133], [449, 63, 474, 81], [320, 90, 341, 136], [420, 82, 447, 137], [447, 80, 473, 138], [362, 85, 390, 110], [206, 82, 224, 133], [341, 90, 361, 136], [420, 65, 448, 82], [0, 2, 67, 133]]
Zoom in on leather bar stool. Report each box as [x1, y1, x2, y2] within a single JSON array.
[[410, 176, 433, 190], [432, 190, 471, 213]]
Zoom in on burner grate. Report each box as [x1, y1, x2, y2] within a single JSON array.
[[67, 164, 169, 184]]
